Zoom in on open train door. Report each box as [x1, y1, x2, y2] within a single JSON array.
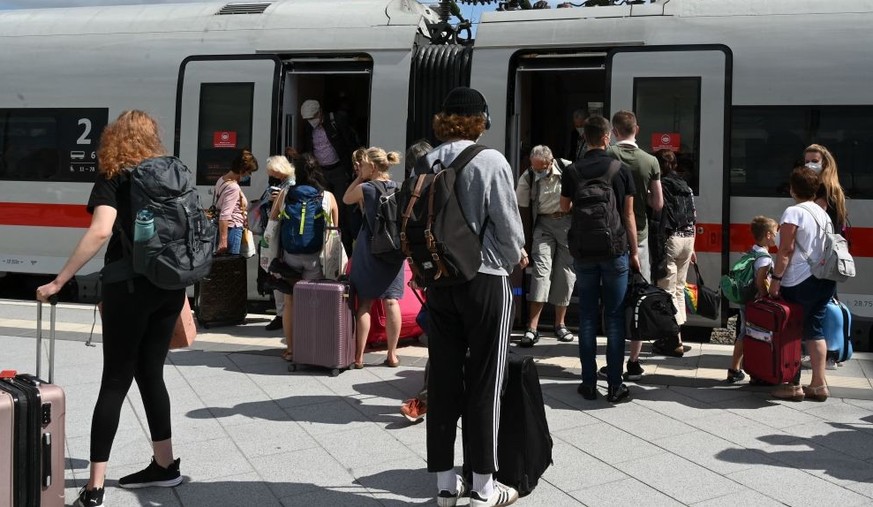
[[175, 55, 281, 192], [608, 46, 732, 329]]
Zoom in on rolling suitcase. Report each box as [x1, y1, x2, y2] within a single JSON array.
[[743, 298, 803, 385], [0, 298, 66, 507], [290, 280, 355, 376], [194, 255, 247, 328], [823, 297, 853, 363]]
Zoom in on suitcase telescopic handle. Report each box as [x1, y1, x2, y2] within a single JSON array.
[[36, 295, 59, 384]]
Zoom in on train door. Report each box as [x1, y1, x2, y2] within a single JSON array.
[[608, 46, 732, 327], [281, 57, 372, 160], [175, 55, 282, 195]]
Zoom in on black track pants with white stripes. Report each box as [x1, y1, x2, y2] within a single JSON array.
[[426, 273, 512, 474]]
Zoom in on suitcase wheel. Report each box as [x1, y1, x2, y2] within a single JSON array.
[[329, 368, 340, 377], [288, 363, 298, 372]]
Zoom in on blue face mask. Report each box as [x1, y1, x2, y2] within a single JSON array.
[[240, 174, 251, 185]]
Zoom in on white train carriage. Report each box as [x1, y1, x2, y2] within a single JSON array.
[[469, 0, 873, 345], [0, 0, 439, 299]]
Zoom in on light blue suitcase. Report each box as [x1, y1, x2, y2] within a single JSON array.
[[823, 297, 853, 363]]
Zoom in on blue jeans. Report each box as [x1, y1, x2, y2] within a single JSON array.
[[227, 227, 243, 255], [575, 254, 629, 387], [781, 275, 836, 342]]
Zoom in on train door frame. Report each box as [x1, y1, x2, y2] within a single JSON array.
[[607, 44, 733, 327]]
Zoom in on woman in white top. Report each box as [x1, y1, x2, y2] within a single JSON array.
[[768, 166, 837, 402], [270, 154, 339, 361]]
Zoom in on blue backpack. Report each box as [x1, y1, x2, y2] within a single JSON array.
[[280, 185, 325, 254]]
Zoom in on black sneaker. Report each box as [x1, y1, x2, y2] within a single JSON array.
[[577, 383, 598, 400], [118, 457, 182, 489], [726, 368, 746, 383], [74, 487, 104, 507], [606, 384, 630, 403], [597, 366, 608, 379], [265, 316, 283, 331], [624, 361, 644, 381]]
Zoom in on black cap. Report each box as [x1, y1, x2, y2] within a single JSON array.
[[441, 87, 487, 116]]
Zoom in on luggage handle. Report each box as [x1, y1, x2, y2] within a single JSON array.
[[36, 295, 59, 384], [42, 433, 53, 487]]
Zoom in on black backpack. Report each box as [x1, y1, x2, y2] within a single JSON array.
[[625, 271, 679, 340], [104, 156, 215, 289], [567, 159, 627, 260], [399, 144, 488, 287], [367, 180, 404, 263], [661, 174, 695, 232]]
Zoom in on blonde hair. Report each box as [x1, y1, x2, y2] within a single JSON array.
[[352, 147, 368, 164], [805, 144, 847, 228], [265, 155, 294, 179], [750, 216, 777, 243], [97, 110, 165, 179], [363, 147, 401, 173]]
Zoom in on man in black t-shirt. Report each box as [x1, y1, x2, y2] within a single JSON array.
[[560, 115, 639, 403]]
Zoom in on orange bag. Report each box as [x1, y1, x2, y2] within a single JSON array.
[[170, 297, 197, 349]]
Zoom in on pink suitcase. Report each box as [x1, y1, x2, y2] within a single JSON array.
[[743, 298, 804, 385], [366, 263, 424, 345], [0, 298, 66, 507], [290, 280, 355, 376]]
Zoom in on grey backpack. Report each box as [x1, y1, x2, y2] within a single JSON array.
[[104, 156, 215, 289], [797, 202, 855, 282]]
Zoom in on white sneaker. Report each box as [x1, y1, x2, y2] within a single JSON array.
[[436, 475, 468, 507], [470, 481, 518, 507], [826, 358, 838, 370], [801, 355, 811, 369]]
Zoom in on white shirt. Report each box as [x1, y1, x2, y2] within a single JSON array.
[[778, 201, 831, 287]]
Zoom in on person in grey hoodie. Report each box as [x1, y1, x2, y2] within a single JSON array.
[[417, 87, 525, 507]]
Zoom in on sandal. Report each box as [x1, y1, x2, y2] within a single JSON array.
[[802, 384, 829, 402], [383, 358, 400, 368], [772, 384, 804, 402], [281, 350, 294, 362], [353, 361, 364, 369], [519, 329, 539, 348], [555, 325, 574, 343]]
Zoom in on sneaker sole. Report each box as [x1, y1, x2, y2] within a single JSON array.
[[402, 413, 424, 423], [118, 476, 183, 489], [624, 373, 643, 381]]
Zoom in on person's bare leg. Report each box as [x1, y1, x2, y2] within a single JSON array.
[[385, 299, 401, 365], [86, 462, 108, 489], [628, 340, 643, 363], [554, 305, 568, 329], [730, 340, 744, 371], [808, 339, 828, 388], [153, 438, 175, 468], [355, 298, 373, 366], [527, 301, 544, 330], [283, 294, 294, 357]]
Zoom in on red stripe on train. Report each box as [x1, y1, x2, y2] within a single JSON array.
[[0, 203, 91, 228], [695, 223, 873, 258]]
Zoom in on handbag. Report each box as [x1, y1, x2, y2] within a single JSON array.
[[247, 199, 268, 236], [687, 261, 719, 319], [260, 218, 282, 271], [320, 226, 348, 280], [240, 227, 256, 258]]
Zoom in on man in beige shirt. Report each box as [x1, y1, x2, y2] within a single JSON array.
[[516, 145, 576, 346]]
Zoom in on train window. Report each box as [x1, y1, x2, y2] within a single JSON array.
[[731, 106, 873, 198], [632, 77, 701, 193], [196, 83, 254, 185], [0, 108, 108, 182]]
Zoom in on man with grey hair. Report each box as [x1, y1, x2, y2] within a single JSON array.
[[516, 145, 576, 347]]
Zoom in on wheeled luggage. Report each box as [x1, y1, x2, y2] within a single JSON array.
[[0, 298, 66, 507], [366, 263, 424, 344], [743, 298, 803, 385], [290, 280, 355, 376], [823, 297, 853, 363], [494, 353, 553, 497], [194, 254, 247, 327]]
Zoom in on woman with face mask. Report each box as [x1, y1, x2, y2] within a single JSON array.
[[803, 144, 848, 236], [215, 148, 258, 255]]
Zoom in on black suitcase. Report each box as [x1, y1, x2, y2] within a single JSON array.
[[194, 255, 247, 327]]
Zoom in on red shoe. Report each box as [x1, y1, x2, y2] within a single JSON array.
[[400, 398, 426, 422]]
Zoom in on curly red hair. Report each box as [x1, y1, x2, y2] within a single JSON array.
[[97, 110, 165, 179], [432, 113, 486, 142]]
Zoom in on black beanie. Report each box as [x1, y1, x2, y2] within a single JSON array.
[[441, 87, 487, 116]]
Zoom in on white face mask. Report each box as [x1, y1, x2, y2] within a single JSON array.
[[805, 162, 823, 173], [308, 118, 321, 128]]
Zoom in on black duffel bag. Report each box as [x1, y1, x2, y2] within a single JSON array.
[[625, 271, 679, 340]]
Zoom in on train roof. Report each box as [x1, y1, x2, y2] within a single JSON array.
[[0, 0, 436, 38]]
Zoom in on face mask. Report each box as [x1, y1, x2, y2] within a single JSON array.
[[805, 162, 823, 173], [240, 174, 251, 185], [308, 118, 321, 128], [268, 176, 282, 186], [534, 169, 549, 181], [576, 127, 585, 136]]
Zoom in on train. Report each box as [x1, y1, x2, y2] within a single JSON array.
[[0, 0, 871, 347]]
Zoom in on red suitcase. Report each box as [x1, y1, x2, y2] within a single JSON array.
[[743, 298, 804, 385], [0, 299, 66, 507], [290, 280, 355, 376], [366, 264, 424, 345]]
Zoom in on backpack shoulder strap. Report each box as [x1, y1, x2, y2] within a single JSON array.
[[598, 159, 622, 185], [447, 144, 488, 174]]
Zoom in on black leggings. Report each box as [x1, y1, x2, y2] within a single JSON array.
[[90, 278, 185, 462]]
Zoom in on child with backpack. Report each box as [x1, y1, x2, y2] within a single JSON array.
[[722, 216, 777, 383], [343, 147, 405, 369]]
